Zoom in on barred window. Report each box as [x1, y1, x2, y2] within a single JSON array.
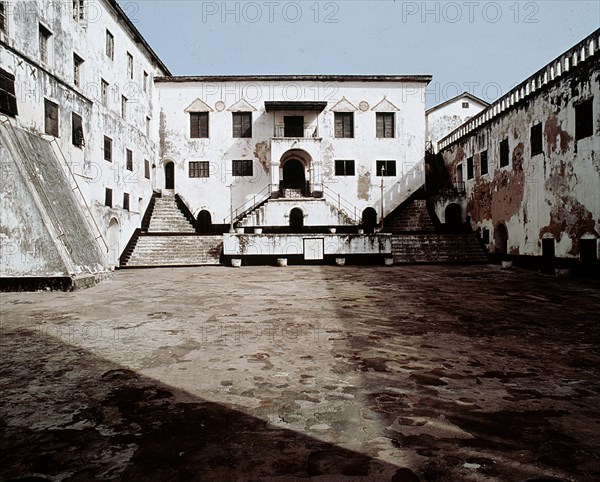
[[189, 161, 210, 178], [232, 159, 253, 177]]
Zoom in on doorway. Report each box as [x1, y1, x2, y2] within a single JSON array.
[[362, 207, 378, 234], [494, 223, 508, 255], [445, 203, 462, 232], [282, 159, 306, 191], [542, 238, 555, 274], [289, 208, 304, 232], [284, 116, 304, 137], [165, 162, 175, 190], [197, 210, 212, 234]]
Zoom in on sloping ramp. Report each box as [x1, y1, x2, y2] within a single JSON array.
[[0, 120, 108, 288]]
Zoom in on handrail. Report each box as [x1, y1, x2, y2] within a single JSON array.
[[225, 184, 272, 224], [322, 185, 361, 224], [273, 126, 319, 138], [1, 118, 74, 255], [49, 137, 109, 253]]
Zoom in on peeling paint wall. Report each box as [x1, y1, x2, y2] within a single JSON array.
[[0, 0, 168, 270], [155, 80, 428, 224], [440, 55, 600, 259]]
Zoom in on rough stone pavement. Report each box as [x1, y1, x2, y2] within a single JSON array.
[[1, 265, 599, 481]]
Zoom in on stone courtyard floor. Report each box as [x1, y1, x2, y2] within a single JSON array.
[[0, 265, 599, 482]]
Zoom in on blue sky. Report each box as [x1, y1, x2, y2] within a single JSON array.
[[119, 1, 600, 107]]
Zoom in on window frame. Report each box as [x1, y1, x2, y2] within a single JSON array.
[[71, 112, 84, 148], [144, 159, 150, 179], [376, 160, 396, 176], [335, 160, 355, 176], [73, 53, 84, 87], [575, 98, 593, 141], [190, 112, 209, 138], [232, 159, 253, 177], [376, 112, 395, 138], [232, 112, 252, 138], [39, 24, 52, 64], [123, 192, 130, 211], [189, 161, 210, 178], [530, 122, 543, 156], [44, 98, 59, 137], [499, 138, 509, 168], [0, 68, 18, 117], [105, 188, 113, 208], [126, 148, 133, 171], [103, 136, 112, 162], [480, 150, 488, 176], [1, 1, 8, 34], [126, 52, 133, 80], [105, 30, 114, 60], [467, 156, 474, 180], [334, 112, 354, 138], [121, 95, 127, 119]]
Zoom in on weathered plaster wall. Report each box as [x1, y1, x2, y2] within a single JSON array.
[[440, 55, 600, 259], [156, 80, 428, 225], [0, 0, 167, 268]]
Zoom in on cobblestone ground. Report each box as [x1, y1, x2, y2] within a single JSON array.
[[1, 265, 599, 482]]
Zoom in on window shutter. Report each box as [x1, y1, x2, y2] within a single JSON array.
[[233, 113, 241, 137], [384, 114, 394, 138], [0, 69, 18, 117], [335, 114, 343, 138], [44, 99, 59, 137], [72, 113, 84, 147], [376, 114, 384, 138], [241, 113, 251, 137]]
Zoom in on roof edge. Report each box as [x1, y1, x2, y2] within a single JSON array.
[[154, 74, 433, 83], [426, 92, 490, 114]]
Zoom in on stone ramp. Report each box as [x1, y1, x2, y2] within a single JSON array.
[[392, 233, 488, 264], [124, 235, 223, 267], [0, 120, 107, 280], [385, 199, 435, 233]]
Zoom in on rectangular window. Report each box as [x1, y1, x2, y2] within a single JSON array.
[[123, 192, 130, 211], [0, 1, 7, 33], [334, 112, 354, 138], [376, 112, 395, 138], [126, 52, 133, 79], [72, 0, 85, 20], [335, 160, 355, 176], [105, 30, 114, 59], [480, 150, 488, 176], [376, 160, 396, 176], [39, 24, 51, 64], [190, 112, 209, 138], [575, 98, 593, 140], [467, 156, 474, 180], [531, 122, 543, 156], [73, 53, 83, 87], [232, 112, 252, 138], [189, 161, 210, 178], [143, 71, 148, 92], [500, 138, 509, 167], [580, 238, 598, 262], [126, 149, 133, 171], [72, 112, 84, 147], [462, 102, 469, 108], [104, 136, 112, 162], [121, 95, 127, 119], [146, 116, 151, 136], [232, 159, 253, 177], [105, 188, 112, 207], [0, 68, 18, 117], [101, 79, 109, 106], [44, 99, 59, 137], [144, 159, 150, 179]]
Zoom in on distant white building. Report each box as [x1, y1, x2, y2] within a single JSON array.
[[426, 92, 489, 152]]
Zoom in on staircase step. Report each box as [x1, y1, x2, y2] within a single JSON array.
[[124, 235, 223, 267], [391, 233, 488, 264]]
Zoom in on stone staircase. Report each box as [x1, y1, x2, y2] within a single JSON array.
[[148, 195, 196, 233], [125, 235, 223, 267], [391, 234, 489, 264], [120, 193, 223, 268], [385, 199, 435, 232]]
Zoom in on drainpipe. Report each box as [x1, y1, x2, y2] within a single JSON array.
[[228, 183, 235, 233], [380, 165, 385, 229]]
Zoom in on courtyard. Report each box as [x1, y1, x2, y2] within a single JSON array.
[[0, 265, 599, 481]]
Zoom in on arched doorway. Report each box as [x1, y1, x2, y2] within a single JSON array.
[[445, 203, 462, 232], [165, 162, 175, 190], [362, 207, 378, 234], [197, 210, 212, 234], [289, 208, 304, 232], [107, 218, 120, 268], [282, 159, 306, 192], [494, 223, 508, 255]]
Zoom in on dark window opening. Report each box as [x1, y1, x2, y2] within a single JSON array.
[[376, 112, 395, 138], [531, 122, 543, 156], [101, 79, 109, 106], [335, 112, 354, 138], [189, 161, 210, 178], [376, 160, 396, 176], [233, 112, 252, 138], [1, 1, 7, 33], [575, 98, 593, 140], [480, 150, 488, 175], [123, 192, 129, 211], [500, 139, 509, 167], [283, 116, 304, 137], [106, 30, 114, 59], [72, 0, 85, 20], [467, 157, 474, 180], [39, 24, 51, 64], [44, 99, 59, 137], [190, 112, 209, 138], [103, 136, 112, 162], [126, 52, 133, 79], [126, 149, 133, 171], [144, 159, 150, 179], [495, 224, 508, 255], [580, 238, 598, 262], [335, 160, 355, 176], [121, 95, 127, 119], [73, 53, 83, 86], [232, 159, 253, 177], [105, 188, 112, 207], [71, 112, 84, 147], [0, 68, 18, 117], [462, 102, 469, 108]]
